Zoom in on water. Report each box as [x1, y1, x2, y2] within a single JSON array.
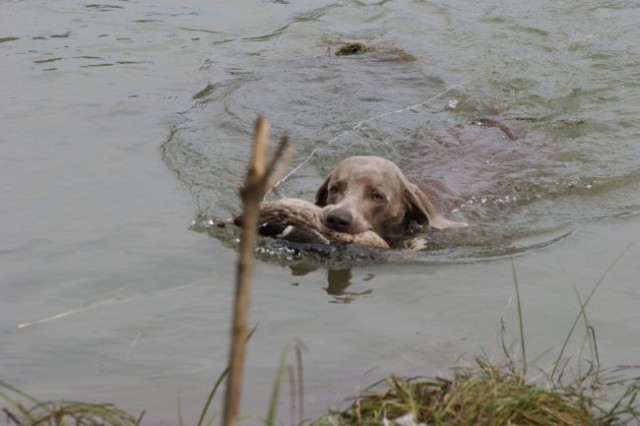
[[2, 0, 640, 424]]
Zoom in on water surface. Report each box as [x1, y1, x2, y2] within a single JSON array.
[[2, 0, 640, 424]]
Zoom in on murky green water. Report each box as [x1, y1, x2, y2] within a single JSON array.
[[2, 1, 640, 424]]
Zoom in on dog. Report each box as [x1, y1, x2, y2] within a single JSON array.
[[314, 156, 467, 245]]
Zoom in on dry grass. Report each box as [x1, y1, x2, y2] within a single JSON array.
[[314, 360, 639, 426], [0, 380, 142, 426]]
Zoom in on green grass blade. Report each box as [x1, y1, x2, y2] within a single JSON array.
[[551, 243, 633, 379], [197, 325, 258, 426], [510, 255, 527, 376], [265, 345, 291, 426]]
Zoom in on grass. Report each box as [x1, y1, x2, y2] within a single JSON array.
[[313, 360, 640, 426], [0, 379, 142, 426], [3, 355, 637, 426], [312, 250, 640, 426]]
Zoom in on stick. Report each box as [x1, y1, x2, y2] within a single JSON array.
[[222, 117, 288, 426]]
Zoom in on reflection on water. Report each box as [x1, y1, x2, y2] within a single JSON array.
[[326, 269, 375, 303], [291, 268, 375, 303]]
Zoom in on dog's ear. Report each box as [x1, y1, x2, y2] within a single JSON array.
[[404, 181, 468, 229], [314, 175, 331, 207]]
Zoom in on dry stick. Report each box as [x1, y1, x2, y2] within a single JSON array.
[[222, 117, 289, 426], [221, 117, 268, 426]]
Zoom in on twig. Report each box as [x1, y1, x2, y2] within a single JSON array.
[[221, 116, 288, 426]]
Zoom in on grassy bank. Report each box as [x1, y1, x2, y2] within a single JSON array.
[[2, 354, 639, 425], [313, 361, 639, 426]]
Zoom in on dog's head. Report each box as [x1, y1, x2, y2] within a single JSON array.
[[315, 156, 466, 243]]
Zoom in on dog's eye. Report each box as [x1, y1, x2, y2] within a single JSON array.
[[371, 192, 386, 202], [328, 185, 340, 194]]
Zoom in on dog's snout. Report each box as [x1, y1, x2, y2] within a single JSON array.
[[324, 208, 353, 233]]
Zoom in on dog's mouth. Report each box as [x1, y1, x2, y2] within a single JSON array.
[[320, 206, 372, 235]]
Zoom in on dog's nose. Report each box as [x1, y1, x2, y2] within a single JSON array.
[[324, 208, 353, 233]]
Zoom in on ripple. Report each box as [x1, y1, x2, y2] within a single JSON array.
[[161, 2, 640, 263]]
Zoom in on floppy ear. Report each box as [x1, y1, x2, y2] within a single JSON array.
[[314, 175, 330, 207], [404, 182, 468, 229]]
